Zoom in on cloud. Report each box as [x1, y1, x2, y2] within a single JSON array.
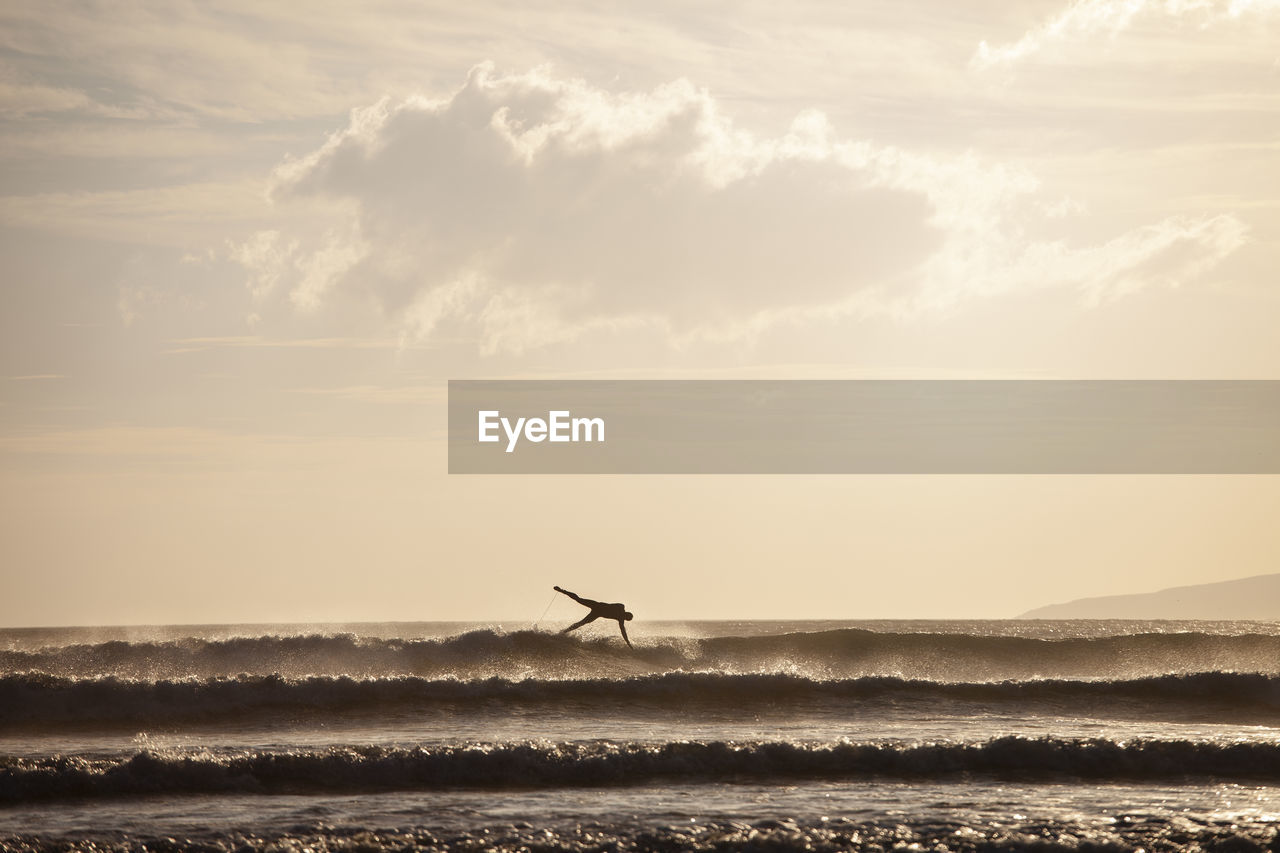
[[0, 3, 349, 123], [262, 65, 937, 345], [288, 384, 446, 405], [0, 182, 273, 246], [231, 65, 1248, 352], [915, 213, 1248, 310], [228, 231, 297, 302], [167, 336, 401, 351], [0, 78, 93, 118], [973, 0, 1280, 68]]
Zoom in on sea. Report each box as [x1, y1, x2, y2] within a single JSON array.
[[3, 619, 1280, 851]]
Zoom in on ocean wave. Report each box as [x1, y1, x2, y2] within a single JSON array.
[[4, 737, 1280, 802], [3, 628, 1279, 681], [2, 671, 1278, 727]]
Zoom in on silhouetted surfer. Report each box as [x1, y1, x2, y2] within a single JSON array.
[[554, 585, 633, 648]]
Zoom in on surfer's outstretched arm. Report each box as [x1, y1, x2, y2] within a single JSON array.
[[618, 620, 632, 649], [561, 614, 598, 634]]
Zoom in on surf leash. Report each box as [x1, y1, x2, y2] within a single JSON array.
[[533, 589, 559, 630]]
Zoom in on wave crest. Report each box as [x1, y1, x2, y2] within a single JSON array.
[[4, 737, 1280, 802], [4, 628, 1280, 681], [2, 671, 1279, 727]]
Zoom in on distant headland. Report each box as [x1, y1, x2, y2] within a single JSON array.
[[1020, 572, 1280, 620]]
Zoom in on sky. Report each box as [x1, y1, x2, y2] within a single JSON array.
[[1, 0, 1279, 626]]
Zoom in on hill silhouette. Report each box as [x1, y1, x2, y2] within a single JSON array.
[[1020, 572, 1280, 620]]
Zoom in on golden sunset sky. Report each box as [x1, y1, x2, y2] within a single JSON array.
[[2, 1, 1278, 626]]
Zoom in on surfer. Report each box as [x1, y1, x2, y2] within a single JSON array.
[[553, 585, 634, 648]]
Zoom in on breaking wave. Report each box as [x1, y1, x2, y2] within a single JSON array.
[[4, 627, 1279, 681], [3, 670, 1278, 727], [4, 737, 1280, 802]]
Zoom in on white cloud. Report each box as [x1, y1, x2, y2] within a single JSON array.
[[228, 230, 297, 302], [973, 0, 1280, 68], [289, 227, 368, 311], [261, 64, 939, 348], [234, 66, 1248, 352], [915, 212, 1248, 310]]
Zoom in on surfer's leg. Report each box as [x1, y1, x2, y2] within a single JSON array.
[[556, 587, 594, 608], [561, 614, 598, 634]]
